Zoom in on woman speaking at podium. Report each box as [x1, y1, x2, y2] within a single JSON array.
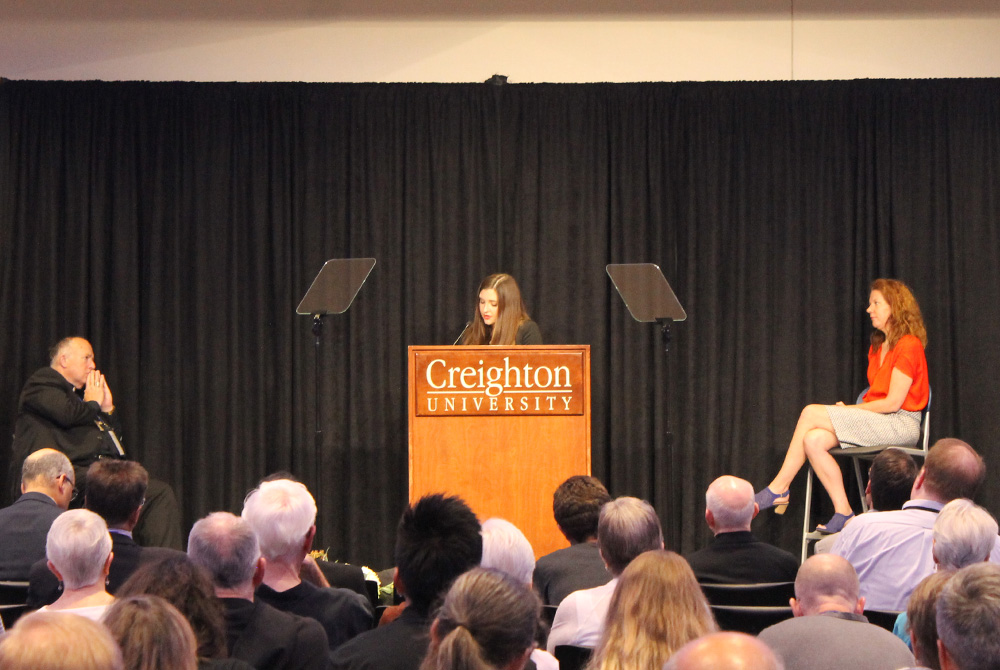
[[460, 273, 543, 345]]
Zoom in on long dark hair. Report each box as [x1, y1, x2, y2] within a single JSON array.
[[461, 273, 530, 345]]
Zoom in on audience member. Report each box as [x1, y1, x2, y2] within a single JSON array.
[[103, 594, 199, 670], [814, 448, 918, 553], [935, 563, 1000, 670], [242, 479, 373, 653], [36, 509, 115, 621], [331, 493, 482, 670], [758, 554, 914, 670], [0, 448, 73, 580], [905, 571, 954, 670], [893, 499, 999, 648], [664, 632, 783, 670], [188, 511, 330, 670], [588, 550, 716, 670], [686, 475, 798, 583], [0, 610, 124, 670], [420, 568, 539, 670], [257, 472, 370, 600], [533, 475, 612, 606], [116, 554, 255, 670], [27, 459, 184, 608], [480, 517, 558, 670], [832, 438, 999, 610], [547, 496, 664, 652]]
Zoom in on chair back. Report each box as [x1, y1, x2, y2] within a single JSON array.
[[864, 609, 902, 632], [698, 581, 795, 607], [0, 580, 30, 628], [710, 605, 794, 635], [541, 604, 558, 628], [554, 645, 593, 670]]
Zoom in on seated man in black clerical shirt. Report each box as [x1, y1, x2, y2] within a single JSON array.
[[11, 337, 182, 549], [685, 475, 799, 585], [330, 493, 482, 670], [533, 475, 613, 606]]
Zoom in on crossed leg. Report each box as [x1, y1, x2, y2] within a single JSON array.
[[766, 404, 853, 516]]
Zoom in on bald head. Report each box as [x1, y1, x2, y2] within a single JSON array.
[[792, 554, 861, 616], [664, 632, 783, 670], [705, 476, 757, 534], [21, 448, 75, 510], [919, 439, 985, 503]]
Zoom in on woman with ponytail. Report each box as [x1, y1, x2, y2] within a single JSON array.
[[420, 568, 539, 670]]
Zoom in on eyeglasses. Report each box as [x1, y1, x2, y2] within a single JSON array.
[[62, 474, 78, 502]]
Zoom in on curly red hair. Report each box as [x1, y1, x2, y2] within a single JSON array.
[[870, 278, 927, 350]]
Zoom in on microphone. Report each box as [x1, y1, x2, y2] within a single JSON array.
[[452, 322, 471, 346]]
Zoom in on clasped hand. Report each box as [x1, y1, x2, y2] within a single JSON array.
[[83, 370, 115, 413]]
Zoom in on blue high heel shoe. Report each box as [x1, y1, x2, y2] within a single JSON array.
[[815, 512, 854, 535], [754, 487, 790, 515]]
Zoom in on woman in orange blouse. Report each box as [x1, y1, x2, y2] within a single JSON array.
[[755, 278, 929, 534]]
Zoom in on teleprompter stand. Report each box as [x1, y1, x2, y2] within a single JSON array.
[[607, 263, 687, 548], [297, 258, 376, 509]]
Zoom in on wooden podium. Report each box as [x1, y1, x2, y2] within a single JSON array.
[[408, 345, 591, 558]]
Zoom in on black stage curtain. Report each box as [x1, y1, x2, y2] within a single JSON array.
[[2, 79, 999, 566]]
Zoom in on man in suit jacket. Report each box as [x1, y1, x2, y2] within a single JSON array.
[[26, 459, 183, 607], [532, 475, 613, 606], [685, 476, 799, 584], [0, 449, 74, 580], [189, 511, 330, 670]]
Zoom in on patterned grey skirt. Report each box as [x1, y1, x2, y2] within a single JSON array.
[[825, 405, 922, 448]]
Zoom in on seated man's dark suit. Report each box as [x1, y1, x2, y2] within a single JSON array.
[[10, 366, 182, 550], [221, 597, 331, 670], [0, 492, 64, 581], [257, 580, 373, 654], [685, 531, 800, 584], [26, 530, 184, 608], [533, 541, 611, 606], [330, 606, 430, 670]]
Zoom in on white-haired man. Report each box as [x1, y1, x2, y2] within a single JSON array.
[[685, 475, 799, 584], [188, 511, 329, 670], [0, 448, 74, 580], [758, 554, 914, 670], [242, 479, 372, 653], [547, 496, 664, 652]]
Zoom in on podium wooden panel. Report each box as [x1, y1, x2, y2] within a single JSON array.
[[408, 345, 591, 558]]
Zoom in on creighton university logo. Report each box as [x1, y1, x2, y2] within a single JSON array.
[[413, 348, 586, 416]]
